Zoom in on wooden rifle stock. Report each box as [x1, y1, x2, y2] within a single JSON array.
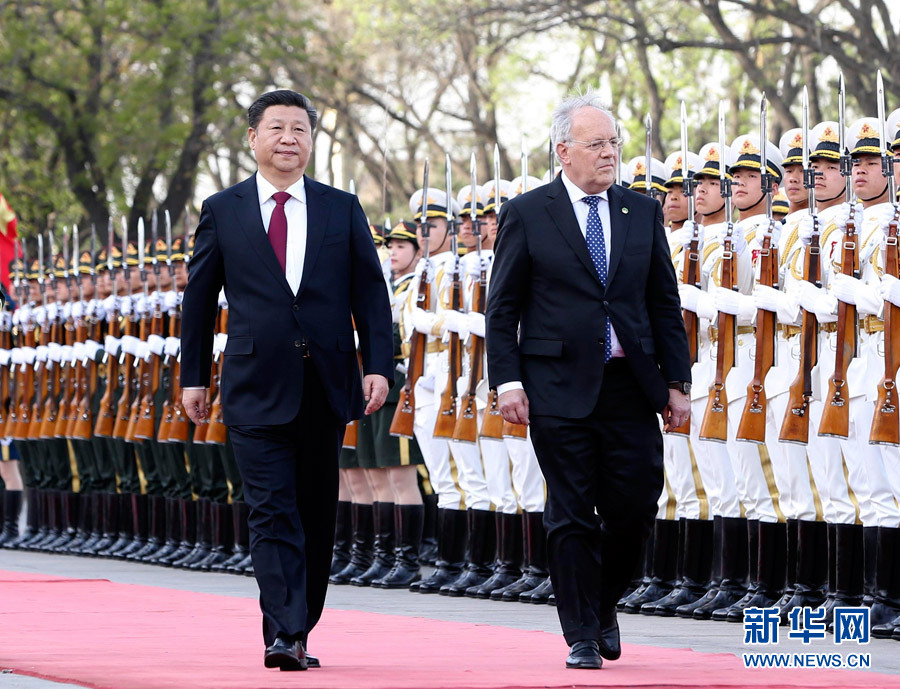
[[65, 318, 87, 439], [819, 206, 858, 438], [480, 389, 504, 440], [390, 272, 431, 439], [72, 318, 100, 440], [669, 228, 702, 437], [13, 323, 35, 441], [453, 274, 486, 444], [780, 225, 821, 444], [135, 304, 164, 440], [502, 419, 527, 439], [27, 321, 50, 440], [870, 209, 900, 445], [39, 315, 62, 439], [157, 302, 179, 443], [699, 234, 737, 443], [0, 322, 10, 438], [205, 307, 227, 445], [113, 313, 136, 440], [737, 229, 778, 443], [342, 420, 358, 449], [95, 303, 119, 438], [434, 263, 463, 439], [125, 309, 149, 444]]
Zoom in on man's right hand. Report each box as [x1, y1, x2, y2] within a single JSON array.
[[183, 388, 209, 425], [499, 389, 529, 426]]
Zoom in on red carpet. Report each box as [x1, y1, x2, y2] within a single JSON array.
[[0, 569, 896, 689]]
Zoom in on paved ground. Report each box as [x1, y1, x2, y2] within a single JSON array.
[[2, 548, 899, 687]]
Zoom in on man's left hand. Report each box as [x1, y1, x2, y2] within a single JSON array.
[[663, 389, 690, 432], [363, 374, 389, 415]]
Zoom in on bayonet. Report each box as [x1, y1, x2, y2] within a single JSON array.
[[520, 137, 528, 191], [165, 209, 174, 280], [73, 225, 83, 306], [470, 151, 481, 256], [420, 158, 431, 262], [121, 217, 131, 290], [493, 144, 502, 213], [761, 93, 774, 219], [349, 179, 356, 196], [90, 224, 97, 295], [645, 112, 654, 199], [151, 210, 160, 280], [37, 234, 46, 310], [719, 99, 737, 364], [839, 72, 853, 201], [878, 70, 896, 205], [138, 218, 147, 303], [680, 101, 695, 223], [548, 135, 556, 182]]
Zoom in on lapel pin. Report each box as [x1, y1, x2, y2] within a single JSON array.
[[622, 207, 629, 214]]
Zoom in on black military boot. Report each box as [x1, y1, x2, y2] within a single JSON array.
[[329, 503, 374, 584], [65, 493, 93, 554], [418, 493, 438, 565], [373, 504, 424, 589], [86, 493, 118, 555], [10, 488, 41, 549], [520, 576, 554, 604], [868, 527, 900, 635], [101, 494, 136, 557], [147, 498, 182, 564], [53, 490, 82, 552], [174, 498, 211, 568], [441, 509, 495, 596], [0, 489, 23, 547], [711, 518, 759, 621], [618, 528, 654, 609], [74, 492, 102, 555], [161, 498, 197, 566], [220, 501, 250, 573], [625, 519, 679, 613], [496, 511, 549, 601], [351, 501, 396, 586], [129, 495, 166, 561], [692, 516, 749, 620], [779, 520, 827, 625], [330, 500, 352, 577], [823, 523, 864, 630], [468, 512, 522, 599], [649, 518, 715, 616], [862, 525, 878, 607], [31, 490, 61, 551], [414, 508, 467, 593], [192, 502, 232, 571], [773, 519, 798, 612], [725, 521, 787, 622], [117, 494, 149, 559]]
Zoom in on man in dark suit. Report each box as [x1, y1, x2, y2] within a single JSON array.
[[485, 91, 691, 670], [180, 90, 393, 671]]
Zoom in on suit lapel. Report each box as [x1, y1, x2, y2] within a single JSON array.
[[605, 184, 631, 287], [232, 175, 294, 298], [296, 175, 330, 300], [544, 177, 605, 291]]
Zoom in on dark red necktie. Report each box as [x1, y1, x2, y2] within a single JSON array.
[[269, 191, 291, 272]]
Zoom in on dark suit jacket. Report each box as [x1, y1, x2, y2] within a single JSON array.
[[180, 174, 394, 426], [485, 174, 690, 418]]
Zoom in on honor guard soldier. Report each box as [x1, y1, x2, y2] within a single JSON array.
[[626, 156, 667, 202]]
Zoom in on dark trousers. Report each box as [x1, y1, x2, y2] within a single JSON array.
[[529, 359, 663, 645], [229, 364, 344, 647]]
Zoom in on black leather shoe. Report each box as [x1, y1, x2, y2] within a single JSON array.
[[597, 610, 621, 661], [264, 637, 307, 671], [566, 640, 602, 669]]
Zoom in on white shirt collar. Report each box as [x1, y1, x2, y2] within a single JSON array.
[[256, 172, 307, 206], [560, 171, 609, 205]]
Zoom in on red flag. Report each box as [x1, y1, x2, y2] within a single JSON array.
[[0, 192, 18, 294]]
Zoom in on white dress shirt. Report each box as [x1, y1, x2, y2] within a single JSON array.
[[256, 172, 308, 295], [497, 172, 623, 397]]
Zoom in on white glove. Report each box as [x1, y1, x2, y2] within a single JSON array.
[[21, 346, 36, 364], [72, 341, 86, 362], [713, 222, 747, 255], [678, 284, 717, 320], [674, 220, 702, 250], [46, 303, 59, 322], [84, 340, 103, 361], [119, 296, 132, 316], [163, 291, 179, 311], [32, 306, 46, 326], [465, 255, 490, 279], [120, 335, 140, 356], [164, 336, 181, 357], [875, 204, 898, 234], [62, 301, 72, 320], [835, 202, 863, 234], [412, 308, 438, 335], [466, 312, 486, 339], [797, 280, 838, 323], [213, 332, 228, 355], [132, 295, 147, 315], [72, 301, 84, 319], [712, 286, 756, 321], [390, 295, 404, 324], [880, 274, 900, 308], [48, 342, 62, 362], [135, 340, 151, 360], [753, 285, 799, 323], [10, 348, 24, 365], [0, 349, 10, 367], [102, 295, 118, 317], [831, 273, 881, 315], [414, 258, 436, 284], [61, 345, 74, 364], [441, 310, 467, 335], [16, 306, 31, 325], [1, 312, 11, 329], [36, 345, 49, 362], [217, 289, 228, 308], [90, 298, 105, 320], [798, 214, 818, 246], [147, 334, 166, 356], [104, 335, 122, 357]]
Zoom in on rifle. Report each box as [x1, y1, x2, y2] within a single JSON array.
[[66, 226, 89, 439], [870, 72, 899, 446], [125, 218, 150, 443], [205, 305, 228, 445], [7, 241, 24, 439], [389, 159, 432, 439], [737, 94, 778, 443], [434, 153, 462, 439], [72, 226, 99, 440], [668, 101, 698, 438], [699, 101, 736, 443], [781, 89, 824, 444], [193, 306, 221, 445], [164, 213, 191, 444], [54, 231, 74, 438], [819, 72, 861, 440], [453, 153, 485, 443], [13, 240, 36, 441], [27, 234, 48, 440], [136, 212, 164, 440], [114, 222, 138, 441], [481, 144, 507, 441], [95, 219, 118, 437]]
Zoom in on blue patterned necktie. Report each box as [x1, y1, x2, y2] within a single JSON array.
[[583, 195, 611, 362]]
